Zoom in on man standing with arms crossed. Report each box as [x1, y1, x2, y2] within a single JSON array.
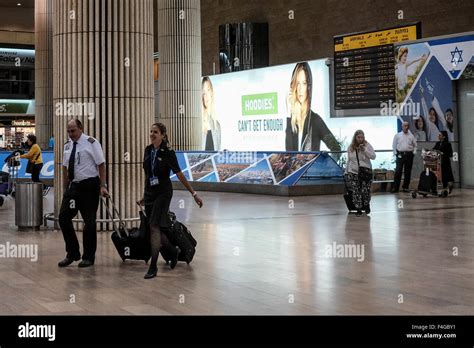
[[58, 119, 109, 268], [392, 121, 417, 193]]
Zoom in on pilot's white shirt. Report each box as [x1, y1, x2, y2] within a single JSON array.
[[63, 133, 105, 182]]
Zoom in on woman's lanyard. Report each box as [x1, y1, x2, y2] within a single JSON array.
[[150, 148, 158, 174]]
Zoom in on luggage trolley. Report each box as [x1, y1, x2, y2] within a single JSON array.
[[0, 171, 10, 207], [7, 151, 22, 199], [412, 149, 448, 198], [0, 150, 22, 204]]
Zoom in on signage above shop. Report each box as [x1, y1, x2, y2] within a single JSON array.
[[0, 100, 35, 114], [0, 48, 35, 68], [12, 120, 33, 126]]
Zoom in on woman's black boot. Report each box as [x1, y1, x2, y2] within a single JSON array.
[[144, 266, 158, 279]]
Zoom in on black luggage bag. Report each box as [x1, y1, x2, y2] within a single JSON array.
[[161, 212, 197, 264], [417, 169, 437, 194], [104, 197, 151, 263], [343, 175, 357, 212]]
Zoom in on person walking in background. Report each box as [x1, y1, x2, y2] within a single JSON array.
[[20, 134, 43, 183], [345, 130, 376, 217], [392, 121, 417, 193], [58, 119, 109, 268], [48, 135, 55, 150], [139, 122, 203, 279], [433, 130, 454, 194]]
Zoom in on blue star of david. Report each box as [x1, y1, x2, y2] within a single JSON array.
[[451, 46, 463, 65]]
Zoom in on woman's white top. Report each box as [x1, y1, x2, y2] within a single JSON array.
[[345, 142, 376, 175]]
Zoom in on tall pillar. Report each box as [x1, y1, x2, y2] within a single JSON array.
[[158, 0, 202, 150], [52, 0, 155, 229], [35, 0, 54, 150]]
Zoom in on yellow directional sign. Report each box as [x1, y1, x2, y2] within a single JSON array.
[[335, 25, 419, 52]]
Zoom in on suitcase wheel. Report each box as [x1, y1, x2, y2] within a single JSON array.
[[441, 190, 448, 198], [411, 192, 417, 199]]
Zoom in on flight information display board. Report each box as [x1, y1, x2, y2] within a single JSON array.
[[334, 23, 421, 110]]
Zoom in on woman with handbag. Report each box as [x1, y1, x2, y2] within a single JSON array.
[[345, 130, 376, 217], [433, 130, 454, 194], [20, 134, 43, 183]]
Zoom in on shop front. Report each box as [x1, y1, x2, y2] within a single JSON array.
[[0, 100, 35, 150], [0, 46, 35, 150]]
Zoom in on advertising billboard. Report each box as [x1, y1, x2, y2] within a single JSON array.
[[201, 59, 397, 154]]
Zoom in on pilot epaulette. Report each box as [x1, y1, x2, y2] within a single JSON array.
[[88, 137, 96, 144]]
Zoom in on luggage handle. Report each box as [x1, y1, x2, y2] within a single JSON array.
[[102, 196, 129, 236], [136, 201, 145, 213]]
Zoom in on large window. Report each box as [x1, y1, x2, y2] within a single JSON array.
[[0, 47, 35, 100], [0, 67, 34, 99]]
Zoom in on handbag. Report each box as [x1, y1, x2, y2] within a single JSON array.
[[25, 152, 40, 174], [356, 148, 373, 182]]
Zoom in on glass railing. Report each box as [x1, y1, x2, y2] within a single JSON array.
[[327, 149, 396, 182]]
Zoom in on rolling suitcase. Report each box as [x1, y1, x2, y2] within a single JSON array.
[[344, 191, 357, 212], [104, 197, 151, 263], [343, 175, 357, 212], [161, 212, 197, 264]]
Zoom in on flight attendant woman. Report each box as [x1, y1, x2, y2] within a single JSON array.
[[139, 123, 203, 279]]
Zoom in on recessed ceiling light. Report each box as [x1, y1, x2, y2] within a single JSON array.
[[17, 3, 22, 6]]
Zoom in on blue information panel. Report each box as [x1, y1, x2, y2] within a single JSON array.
[[0, 151, 54, 180], [0, 150, 344, 186], [171, 151, 344, 186]]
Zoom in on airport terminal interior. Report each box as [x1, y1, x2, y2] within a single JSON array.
[[0, 0, 473, 316]]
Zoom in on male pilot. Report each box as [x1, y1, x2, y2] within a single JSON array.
[[58, 119, 109, 268]]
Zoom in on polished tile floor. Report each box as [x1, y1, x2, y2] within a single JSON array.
[[0, 188, 473, 315]]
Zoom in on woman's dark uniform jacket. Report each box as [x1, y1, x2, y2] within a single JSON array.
[[143, 142, 181, 228], [285, 111, 341, 152], [433, 139, 454, 185]]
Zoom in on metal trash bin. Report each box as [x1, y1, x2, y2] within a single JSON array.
[[15, 182, 43, 230]]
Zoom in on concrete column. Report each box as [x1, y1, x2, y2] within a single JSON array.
[[157, 0, 202, 150], [35, 0, 54, 150], [52, 0, 155, 229]]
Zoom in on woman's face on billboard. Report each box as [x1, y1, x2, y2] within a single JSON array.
[[400, 52, 408, 64], [445, 110, 454, 123], [417, 118, 424, 128], [296, 69, 308, 105], [429, 109, 437, 123], [202, 81, 213, 109]]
